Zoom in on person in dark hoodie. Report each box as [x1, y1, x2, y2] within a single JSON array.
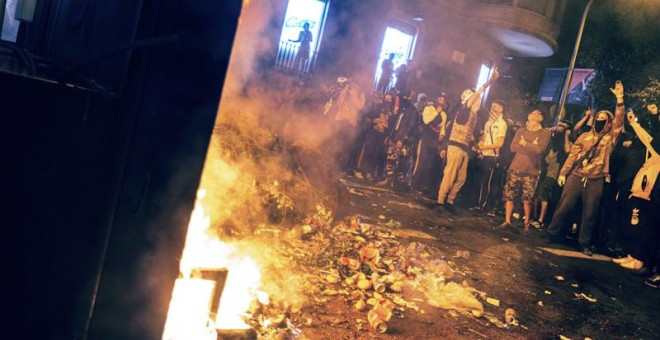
[[545, 81, 626, 256], [412, 96, 447, 196], [379, 89, 420, 189], [612, 103, 660, 283]]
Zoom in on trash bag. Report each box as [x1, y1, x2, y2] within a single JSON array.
[[426, 282, 483, 313]]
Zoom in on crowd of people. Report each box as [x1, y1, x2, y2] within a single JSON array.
[[334, 72, 659, 289]]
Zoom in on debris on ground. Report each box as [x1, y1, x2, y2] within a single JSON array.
[[574, 293, 597, 303], [239, 207, 506, 338]]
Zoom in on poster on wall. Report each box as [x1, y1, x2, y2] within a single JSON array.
[[537, 68, 596, 107]]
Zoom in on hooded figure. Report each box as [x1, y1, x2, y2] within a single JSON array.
[[560, 110, 615, 179], [546, 82, 625, 257]]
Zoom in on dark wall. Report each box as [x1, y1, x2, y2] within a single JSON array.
[[6, 0, 241, 339], [5, 72, 123, 338], [20, 0, 144, 91]]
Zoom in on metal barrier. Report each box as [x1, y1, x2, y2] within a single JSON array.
[[275, 40, 318, 75]]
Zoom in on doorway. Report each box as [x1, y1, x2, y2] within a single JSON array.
[[373, 23, 416, 92]]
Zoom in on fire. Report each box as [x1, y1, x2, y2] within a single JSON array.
[[163, 188, 267, 339]]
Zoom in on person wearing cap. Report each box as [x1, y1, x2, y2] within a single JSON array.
[[544, 81, 626, 256], [498, 108, 551, 231], [436, 68, 500, 213], [530, 119, 573, 230], [411, 95, 446, 196]]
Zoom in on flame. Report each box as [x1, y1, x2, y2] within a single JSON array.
[[163, 187, 266, 338]]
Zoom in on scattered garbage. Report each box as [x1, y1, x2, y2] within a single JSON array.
[[504, 308, 518, 326], [555, 276, 565, 281], [239, 208, 518, 337], [486, 297, 500, 307], [574, 293, 597, 303], [453, 250, 471, 260]]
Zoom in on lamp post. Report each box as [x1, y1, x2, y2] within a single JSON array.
[[557, 0, 595, 122]]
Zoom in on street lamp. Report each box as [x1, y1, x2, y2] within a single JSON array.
[[557, 0, 595, 122]]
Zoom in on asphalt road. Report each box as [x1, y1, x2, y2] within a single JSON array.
[[322, 177, 660, 340]]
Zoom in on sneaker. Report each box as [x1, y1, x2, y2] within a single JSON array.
[[530, 220, 544, 230], [486, 209, 497, 217], [620, 259, 644, 270], [645, 274, 660, 289], [612, 255, 634, 264], [581, 246, 594, 257], [496, 221, 511, 229], [444, 204, 457, 214]]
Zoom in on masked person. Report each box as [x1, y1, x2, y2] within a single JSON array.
[[499, 109, 551, 231], [436, 68, 500, 213], [379, 89, 420, 189], [412, 96, 446, 196], [356, 92, 393, 181], [531, 120, 573, 230], [612, 107, 660, 282], [475, 100, 508, 212], [544, 81, 626, 256]]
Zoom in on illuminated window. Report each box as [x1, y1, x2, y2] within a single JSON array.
[[373, 21, 416, 92], [2, 0, 20, 42], [275, 0, 328, 74], [476, 64, 493, 102]]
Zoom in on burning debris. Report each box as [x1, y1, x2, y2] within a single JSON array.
[[163, 189, 522, 339]]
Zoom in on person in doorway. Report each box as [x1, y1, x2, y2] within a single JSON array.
[[436, 68, 500, 213], [544, 81, 625, 256], [377, 53, 395, 93], [289, 22, 313, 72], [394, 62, 412, 95], [499, 109, 551, 231]]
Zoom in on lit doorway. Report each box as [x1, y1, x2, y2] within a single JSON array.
[[475, 64, 494, 102], [373, 23, 416, 92], [275, 0, 329, 74]]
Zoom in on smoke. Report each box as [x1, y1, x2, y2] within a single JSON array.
[[610, 0, 660, 42]]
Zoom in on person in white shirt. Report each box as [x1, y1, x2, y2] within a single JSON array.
[[475, 100, 508, 211]]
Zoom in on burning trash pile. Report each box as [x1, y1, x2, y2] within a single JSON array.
[[237, 206, 519, 339]]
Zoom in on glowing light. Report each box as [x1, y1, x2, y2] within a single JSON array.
[[163, 187, 267, 338], [162, 279, 217, 340]]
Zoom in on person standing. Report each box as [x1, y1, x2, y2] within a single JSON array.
[[499, 109, 551, 231], [394, 62, 411, 95], [436, 68, 500, 213], [412, 97, 446, 196], [475, 100, 508, 211], [544, 81, 625, 256], [289, 22, 313, 72], [530, 120, 573, 230], [377, 53, 395, 93]]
